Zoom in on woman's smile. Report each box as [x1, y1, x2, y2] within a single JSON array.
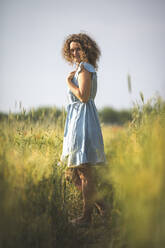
[[70, 41, 81, 63]]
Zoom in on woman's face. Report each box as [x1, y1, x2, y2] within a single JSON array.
[[70, 41, 82, 63]]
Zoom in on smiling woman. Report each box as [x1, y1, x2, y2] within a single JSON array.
[[70, 42, 81, 63], [60, 33, 106, 226], [62, 33, 100, 68]]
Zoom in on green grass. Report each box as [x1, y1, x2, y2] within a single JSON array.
[[0, 95, 165, 248]]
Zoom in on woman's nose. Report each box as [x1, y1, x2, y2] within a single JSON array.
[[73, 50, 77, 56]]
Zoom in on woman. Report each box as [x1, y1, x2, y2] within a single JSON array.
[[61, 33, 106, 226]]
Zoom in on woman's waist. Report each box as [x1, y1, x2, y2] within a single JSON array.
[[67, 98, 94, 108]]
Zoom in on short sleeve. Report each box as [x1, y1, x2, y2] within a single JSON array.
[[79, 62, 96, 73]]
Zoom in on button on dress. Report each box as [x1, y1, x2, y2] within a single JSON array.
[[61, 62, 106, 167]]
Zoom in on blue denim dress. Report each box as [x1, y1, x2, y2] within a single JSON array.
[[61, 62, 106, 167]]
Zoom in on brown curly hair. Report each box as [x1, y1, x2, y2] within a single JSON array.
[[61, 33, 101, 70]]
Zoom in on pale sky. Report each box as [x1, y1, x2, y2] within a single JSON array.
[[1, 0, 165, 113]]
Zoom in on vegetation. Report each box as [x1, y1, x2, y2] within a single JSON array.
[[0, 94, 165, 248], [0, 105, 132, 125], [99, 107, 132, 125]]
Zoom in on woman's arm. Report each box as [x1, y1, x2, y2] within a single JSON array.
[[67, 66, 92, 103]]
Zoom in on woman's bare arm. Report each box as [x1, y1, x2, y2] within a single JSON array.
[[67, 66, 92, 103]]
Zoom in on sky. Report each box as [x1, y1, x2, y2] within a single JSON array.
[[1, 0, 165, 113]]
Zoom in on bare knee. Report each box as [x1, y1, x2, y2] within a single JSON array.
[[78, 165, 93, 183]]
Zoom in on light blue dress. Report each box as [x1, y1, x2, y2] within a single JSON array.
[[61, 62, 106, 167]]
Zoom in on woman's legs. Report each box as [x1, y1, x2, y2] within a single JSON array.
[[77, 165, 96, 221], [69, 165, 96, 224], [67, 165, 106, 224]]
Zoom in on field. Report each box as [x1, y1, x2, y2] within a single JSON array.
[[0, 95, 165, 248]]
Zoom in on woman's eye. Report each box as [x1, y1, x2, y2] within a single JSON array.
[[70, 48, 80, 53]]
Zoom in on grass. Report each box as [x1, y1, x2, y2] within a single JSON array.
[[0, 95, 165, 248]]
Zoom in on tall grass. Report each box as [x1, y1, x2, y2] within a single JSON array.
[[102, 95, 165, 248], [0, 95, 165, 247], [0, 120, 78, 248]]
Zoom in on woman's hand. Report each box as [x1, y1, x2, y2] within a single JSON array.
[[66, 65, 92, 103], [66, 71, 76, 82]]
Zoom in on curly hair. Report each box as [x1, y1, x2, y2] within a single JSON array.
[[61, 33, 101, 70]]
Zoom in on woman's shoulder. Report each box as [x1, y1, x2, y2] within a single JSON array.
[[79, 62, 96, 73]]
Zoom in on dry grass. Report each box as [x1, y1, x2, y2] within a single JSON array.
[[0, 96, 165, 248]]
